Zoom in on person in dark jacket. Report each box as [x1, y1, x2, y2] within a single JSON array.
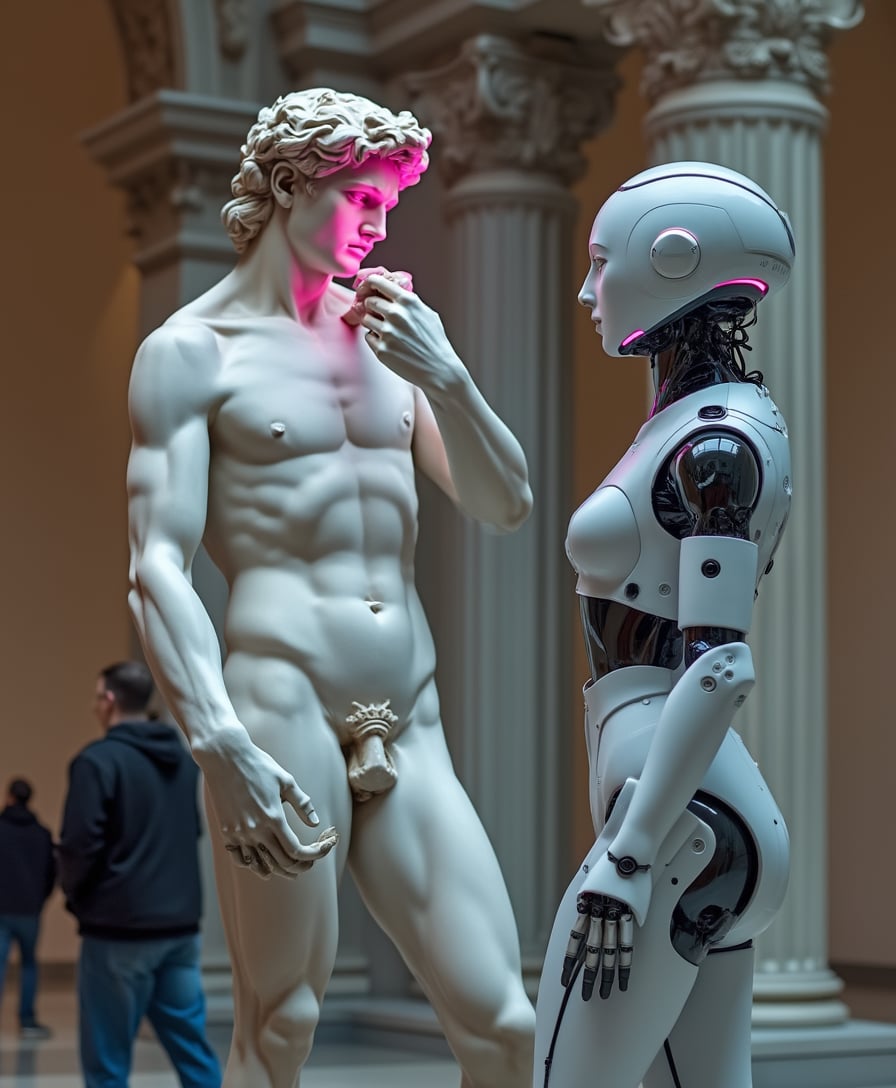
[[0, 777, 55, 1038], [58, 661, 220, 1088]]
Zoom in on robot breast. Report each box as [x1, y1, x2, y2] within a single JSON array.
[[566, 486, 641, 598]]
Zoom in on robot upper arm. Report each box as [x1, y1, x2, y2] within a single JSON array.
[[665, 428, 761, 656], [670, 428, 761, 539]]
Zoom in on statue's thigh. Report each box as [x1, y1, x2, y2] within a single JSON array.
[[350, 725, 523, 1007]]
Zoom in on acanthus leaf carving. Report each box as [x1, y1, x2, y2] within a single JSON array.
[[109, 0, 177, 101], [406, 35, 619, 189], [589, 0, 863, 101], [215, 0, 249, 61]]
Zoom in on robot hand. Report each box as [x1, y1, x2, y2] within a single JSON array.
[[561, 892, 634, 1000]]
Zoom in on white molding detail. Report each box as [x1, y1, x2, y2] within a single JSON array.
[[587, 0, 863, 103], [215, 0, 249, 59], [82, 90, 260, 271], [108, 0, 179, 100], [406, 34, 618, 187], [272, 0, 619, 83]]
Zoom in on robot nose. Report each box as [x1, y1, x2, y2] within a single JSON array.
[[577, 281, 595, 309]]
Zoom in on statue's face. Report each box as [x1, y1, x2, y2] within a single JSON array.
[[285, 158, 401, 278]]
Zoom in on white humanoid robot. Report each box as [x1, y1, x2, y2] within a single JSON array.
[[534, 163, 796, 1088]]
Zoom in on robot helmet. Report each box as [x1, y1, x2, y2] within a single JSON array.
[[585, 162, 796, 357]]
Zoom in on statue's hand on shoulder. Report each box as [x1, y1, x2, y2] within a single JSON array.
[[358, 273, 464, 392], [196, 726, 339, 881]]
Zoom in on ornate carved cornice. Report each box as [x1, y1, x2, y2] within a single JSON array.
[[82, 90, 260, 271], [273, 0, 618, 84], [109, 0, 178, 101], [406, 34, 619, 188], [588, 0, 863, 102]]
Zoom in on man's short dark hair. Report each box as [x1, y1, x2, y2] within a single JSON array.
[[100, 661, 154, 715], [8, 778, 32, 805]]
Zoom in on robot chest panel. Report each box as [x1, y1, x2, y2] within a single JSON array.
[[566, 455, 681, 619], [566, 386, 791, 619]]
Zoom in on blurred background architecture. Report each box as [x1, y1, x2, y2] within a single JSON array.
[[1, 1, 894, 1083]]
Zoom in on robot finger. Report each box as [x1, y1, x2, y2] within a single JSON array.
[[581, 899, 605, 1001], [600, 905, 621, 999], [561, 895, 591, 987], [618, 911, 634, 992]]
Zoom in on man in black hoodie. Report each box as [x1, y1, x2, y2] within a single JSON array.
[[0, 777, 55, 1037], [58, 661, 221, 1088]]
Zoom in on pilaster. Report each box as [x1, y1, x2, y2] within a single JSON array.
[[407, 33, 618, 987], [81, 89, 258, 328]]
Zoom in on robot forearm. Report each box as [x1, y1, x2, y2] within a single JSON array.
[[605, 641, 754, 878]]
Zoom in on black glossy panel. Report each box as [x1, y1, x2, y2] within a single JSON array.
[[653, 428, 761, 540], [580, 597, 682, 680], [669, 791, 760, 966]]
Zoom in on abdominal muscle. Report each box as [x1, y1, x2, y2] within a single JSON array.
[[202, 426, 442, 740], [217, 558, 439, 744]]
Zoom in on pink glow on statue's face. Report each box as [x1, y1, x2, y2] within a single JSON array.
[[286, 159, 401, 279], [714, 277, 769, 295]]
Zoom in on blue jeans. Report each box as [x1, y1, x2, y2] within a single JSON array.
[[78, 933, 221, 1088], [0, 913, 41, 1025]]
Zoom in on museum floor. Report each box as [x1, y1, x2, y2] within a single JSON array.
[[0, 989, 460, 1088], [5, 983, 896, 1087]]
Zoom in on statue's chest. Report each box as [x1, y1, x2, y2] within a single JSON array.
[[212, 349, 415, 465]]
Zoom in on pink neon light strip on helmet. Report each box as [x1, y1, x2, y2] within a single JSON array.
[[621, 329, 646, 348], [713, 277, 769, 294]]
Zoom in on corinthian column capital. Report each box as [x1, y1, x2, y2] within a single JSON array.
[[589, 0, 863, 102], [406, 34, 619, 188]]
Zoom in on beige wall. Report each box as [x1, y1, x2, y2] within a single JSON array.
[[4, 0, 895, 1000], [1, 1, 137, 961], [825, 0, 896, 972]]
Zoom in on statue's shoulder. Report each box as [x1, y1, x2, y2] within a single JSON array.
[[146, 312, 221, 353], [130, 317, 225, 421], [135, 315, 223, 377]]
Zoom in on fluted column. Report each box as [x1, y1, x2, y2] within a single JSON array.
[[408, 35, 619, 986], [591, 0, 861, 1028]]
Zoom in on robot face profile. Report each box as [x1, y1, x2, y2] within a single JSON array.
[[578, 162, 796, 357]]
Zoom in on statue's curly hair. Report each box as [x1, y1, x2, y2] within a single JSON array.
[[222, 88, 432, 253]]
